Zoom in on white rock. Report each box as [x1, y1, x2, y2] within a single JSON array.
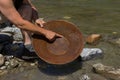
[[0, 66, 7, 70], [80, 74, 91, 80], [80, 48, 103, 61]]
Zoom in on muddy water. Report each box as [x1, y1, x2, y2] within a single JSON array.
[[0, 0, 120, 80]]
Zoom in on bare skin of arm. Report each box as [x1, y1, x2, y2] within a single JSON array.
[[0, 0, 62, 40]]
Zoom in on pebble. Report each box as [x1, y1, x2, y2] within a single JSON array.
[[0, 66, 7, 70], [0, 70, 8, 76], [5, 61, 10, 66], [19, 67, 24, 72], [30, 63, 36, 66], [5, 56, 14, 61], [9, 59, 19, 68], [79, 74, 91, 80], [93, 63, 120, 80]]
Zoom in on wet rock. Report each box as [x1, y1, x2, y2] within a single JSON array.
[[30, 63, 36, 66], [12, 25, 23, 41], [0, 54, 5, 67], [9, 59, 19, 68], [107, 36, 120, 47], [22, 62, 30, 67], [86, 34, 101, 44], [80, 48, 103, 61], [5, 61, 10, 66], [63, 16, 71, 19], [112, 32, 117, 35], [0, 66, 7, 70], [79, 74, 91, 80], [108, 38, 120, 45], [19, 67, 25, 72], [5, 56, 14, 61], [0, 25, 23, 42], [93, 63, 120, 80], [115, 38, 120, 45], [16, 58, 24, 62], [0, 70, 8, 76]]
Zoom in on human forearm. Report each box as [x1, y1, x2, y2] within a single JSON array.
[[0, 0, 62, 40], [17, 19, 47, 35]]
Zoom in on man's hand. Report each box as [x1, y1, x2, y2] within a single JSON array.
[[35, 18, 45, 27], [45, 30, 63, 41]]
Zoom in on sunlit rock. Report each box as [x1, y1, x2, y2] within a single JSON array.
[[93, 63, 120, 80], [86, 34, 101, 44], [0, 54, 4, 67], [63, 16, 71, 19]]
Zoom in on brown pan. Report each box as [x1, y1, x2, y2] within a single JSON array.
[[32, 20, 84, 65]]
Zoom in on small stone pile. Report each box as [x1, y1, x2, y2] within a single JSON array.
[[0, 54, 38, 76]]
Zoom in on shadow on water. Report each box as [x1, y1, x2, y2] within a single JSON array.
[[38, 56, 82, 76]]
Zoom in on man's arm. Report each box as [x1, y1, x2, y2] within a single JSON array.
[[0, 0, 61, 40]]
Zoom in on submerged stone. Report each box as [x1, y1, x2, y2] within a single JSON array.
[[93, 63, 120, 80]]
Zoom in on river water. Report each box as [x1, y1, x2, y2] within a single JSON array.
[[32, 0, 120, 66]]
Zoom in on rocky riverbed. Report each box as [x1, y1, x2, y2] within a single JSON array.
[[0, 33, 120, 80]]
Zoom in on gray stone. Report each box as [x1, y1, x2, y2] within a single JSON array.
[[30, 63, 36, 66], [0, 54, 4, 67], [0, 70, 8, 76], [9, 59, 19, 68], [5, 56, 14, 60], [0, 25, 23, 41], [5, 61, 10, 66], [12, 25, 23, 41], [108, 37, 120, 47], [0, 66, 7, 70], [80, 48, 103, 61], [115, 38, 120, 45], [93, 63, 120, 80], [79, 74, 91, 80]]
